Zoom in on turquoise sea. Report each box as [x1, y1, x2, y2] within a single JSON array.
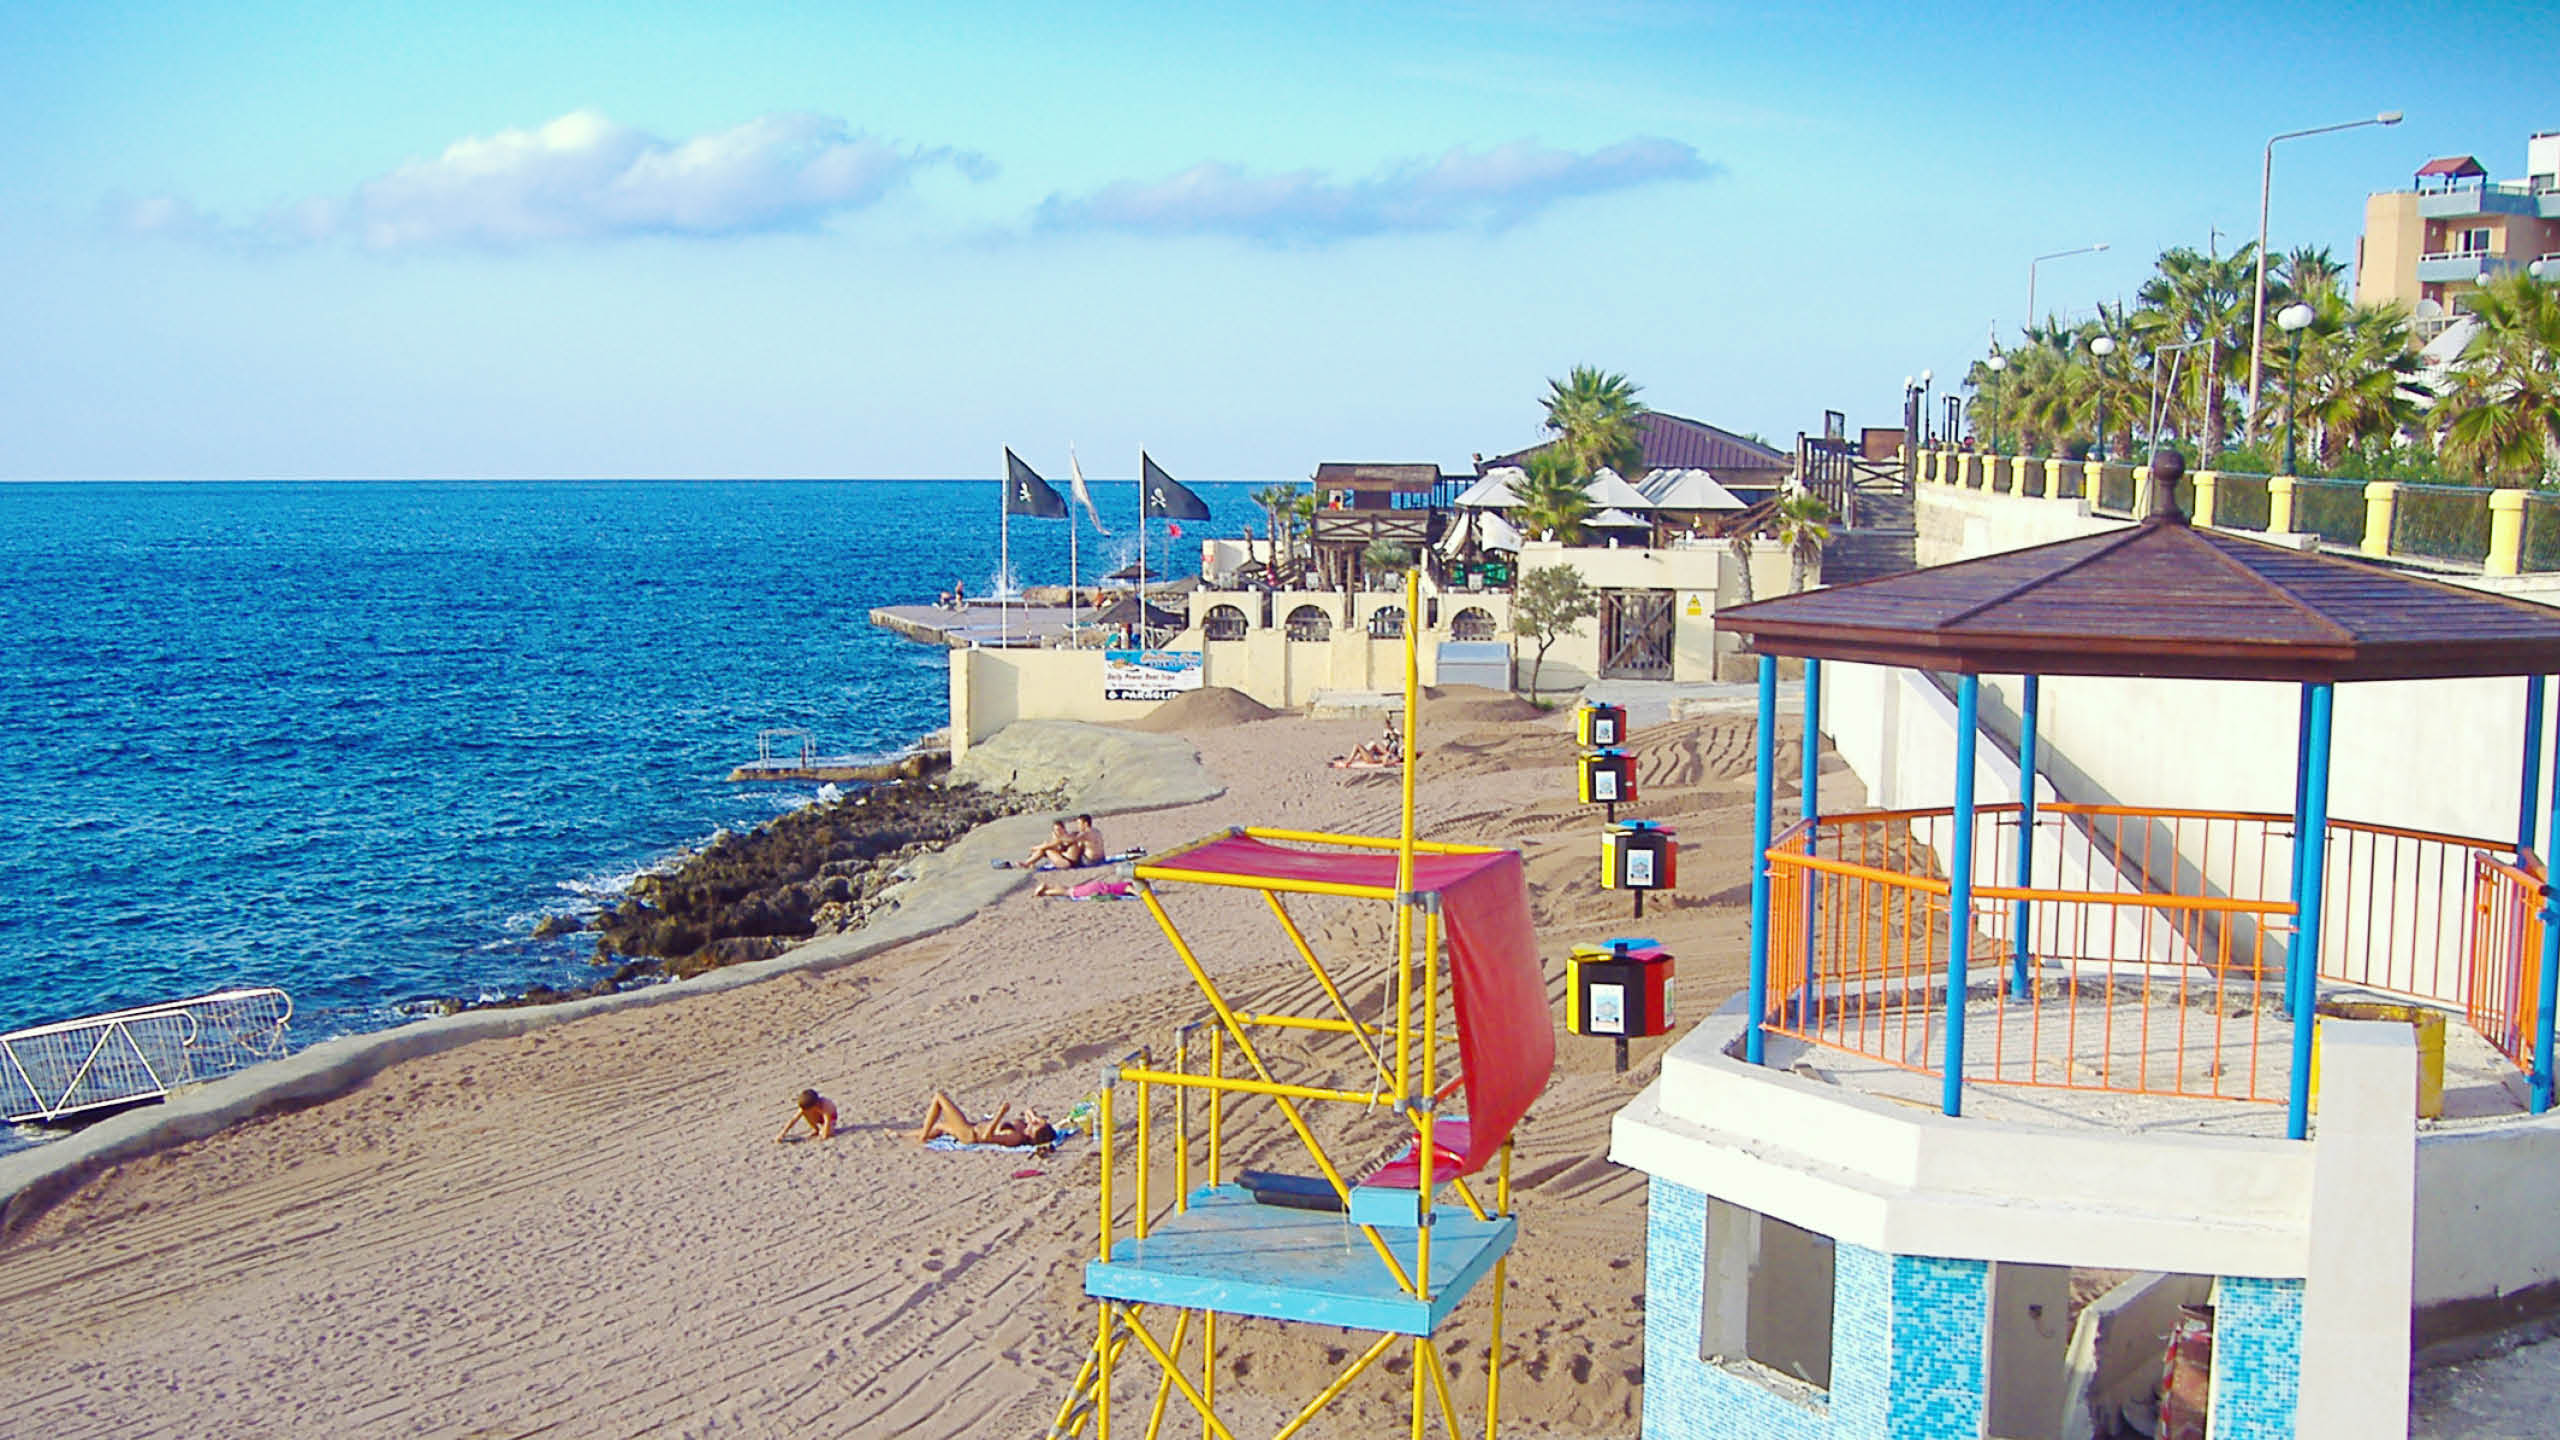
[[0, 478, 1258, 1139]]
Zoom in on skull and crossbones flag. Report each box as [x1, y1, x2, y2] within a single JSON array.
[[1003, 448, 1070, 518]]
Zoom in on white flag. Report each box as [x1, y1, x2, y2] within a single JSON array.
[[1070, 448, 1111, 533]]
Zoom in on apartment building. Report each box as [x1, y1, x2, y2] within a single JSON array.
[[2357, 130, 2559, 337]]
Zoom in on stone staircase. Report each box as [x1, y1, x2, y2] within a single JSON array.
[[1820, 480, 1917, 586]]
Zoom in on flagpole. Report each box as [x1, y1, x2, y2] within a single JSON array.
[[1068, 448, 1081, 645], [1000, 464, 1011, 649]]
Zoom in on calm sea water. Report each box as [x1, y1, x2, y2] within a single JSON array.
[[0, 479, 1258, 1132]]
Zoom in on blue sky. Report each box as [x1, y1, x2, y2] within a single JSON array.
[[2, 1, 2551, 481]]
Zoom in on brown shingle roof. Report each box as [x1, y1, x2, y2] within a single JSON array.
[[2415, 155, 2488, 179], [1313, 462, 1444, 491], [1718, 514, 2560, 682], [1486, 412, 1787, 476]]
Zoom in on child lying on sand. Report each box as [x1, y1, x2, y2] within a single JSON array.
[[912, 1091, 1057, 1148]]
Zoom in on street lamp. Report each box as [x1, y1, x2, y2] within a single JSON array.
[[2246, 109, 2403, 447], [2089, 335, 2118, 460], [2277, 301, 2316, 475], [1921, 369, 1934, 444], [2028, 243, 2109, 328], [1985, 353, 2008, 452], [2147, 338, 2208, 453]]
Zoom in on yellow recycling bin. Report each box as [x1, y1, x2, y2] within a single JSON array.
[[2310, 1000, 2446, 1119]]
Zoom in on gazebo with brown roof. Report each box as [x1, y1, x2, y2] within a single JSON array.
[[1715, 466, 2560, 1136]]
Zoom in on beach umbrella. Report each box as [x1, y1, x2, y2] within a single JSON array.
[[1582, 467, 1657, 511], [1589, 508, 1651, 530], [1451, 467, 1527, 509], [1440, 510, 1524, 555], [1638, 468, 1748, 511], [1092, 595, 1188, 631]]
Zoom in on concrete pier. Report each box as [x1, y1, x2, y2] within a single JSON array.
[[868, 602, 1084, 649]]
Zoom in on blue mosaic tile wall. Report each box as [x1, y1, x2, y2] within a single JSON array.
[[1639, 1178, 1989, 1440], [2205, 1275, 2302, 1440], [1884, 1254, 1987, 1438]]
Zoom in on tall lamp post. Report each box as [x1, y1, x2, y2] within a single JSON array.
[[2089, 335, 2118, 460], [2277, 301, 2316, 474], [1920, 369, 1935, 444], [1984, 353, 2007, 452], [2246, 109, 2403, 447], [2028, 243, 2109, 328]]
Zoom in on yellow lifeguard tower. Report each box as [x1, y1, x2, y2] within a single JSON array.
[[1050, 571, 1557, 1439]]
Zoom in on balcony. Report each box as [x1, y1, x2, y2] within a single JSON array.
[[2417, 179, 2548, 219], [2416, 250, 2516, 284]]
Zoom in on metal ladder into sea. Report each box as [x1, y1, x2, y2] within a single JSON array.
[[1, 987, 293, 1125]]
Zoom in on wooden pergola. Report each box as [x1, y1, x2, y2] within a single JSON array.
[[1717, 467, 2560, 1134]]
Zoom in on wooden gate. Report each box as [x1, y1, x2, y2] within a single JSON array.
[[1599, 589, 1675, 679]]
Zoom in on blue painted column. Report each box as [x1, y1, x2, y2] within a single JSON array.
[[1746, 654, 1777, 1066], [2538, 702, 2560, 1114], [1945, 674, 1982, 1117], [2287, 682, 2335, 1140], [1801, 659, 1823, 1019], [2522, 676, 2547, 862], [2287, 684, 2315, 1013], [2011, 674, 2041, 1000]]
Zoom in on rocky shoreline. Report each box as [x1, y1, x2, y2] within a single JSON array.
[[477, 763, 1062, 1010]]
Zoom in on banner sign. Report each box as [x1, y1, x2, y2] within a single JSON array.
[[1104, 649, 1205, 702]]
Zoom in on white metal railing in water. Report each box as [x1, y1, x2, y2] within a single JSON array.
[[1, 987, 293, 1123]]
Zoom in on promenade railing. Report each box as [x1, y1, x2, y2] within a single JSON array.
[[1919, 447, 2560, 578], [1760, 803, 2534, 1103]]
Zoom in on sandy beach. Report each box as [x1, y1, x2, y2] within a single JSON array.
[[0, 693, 1819, 1439]]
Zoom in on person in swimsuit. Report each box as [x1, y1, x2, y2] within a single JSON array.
[[911, 1091, 1058, 1148], [777, 1088, 837, 1141], [1069, 814, 1107, 866], [1018, 818, 1078, 870]]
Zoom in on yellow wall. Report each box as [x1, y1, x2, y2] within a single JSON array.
[[952, 543, 1778, 743], [2357, 190, 2423, 310], [950, 647, 1162, 759]]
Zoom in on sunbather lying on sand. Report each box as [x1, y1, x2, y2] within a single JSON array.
[[911, 1091, 1058, 1148], [1330, 720, 1404, 769], [777, 1088, 837, 1142]]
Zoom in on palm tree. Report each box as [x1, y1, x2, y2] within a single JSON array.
[[1512, 449, 1592, 543], [2282, 297, 2425, 467], [2437, 270, 2560, 486], [1252, 483, 1305, 575], [1726, 526, 1758, 604], [2133, 243, 2257, 454], [2280, 245, 2346, 305], [1540, 366, 1648, 478], [1772, 491, 1832, 593]]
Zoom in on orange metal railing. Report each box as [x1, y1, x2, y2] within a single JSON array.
[[2467, 852, 2543, 1070], [1762, 802, 2532, 1103]]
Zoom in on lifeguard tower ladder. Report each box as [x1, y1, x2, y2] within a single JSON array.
[[1049, 571, 1557, 1440]]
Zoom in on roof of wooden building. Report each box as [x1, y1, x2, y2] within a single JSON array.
[[1313, 462, 1445, 491], [1717, 500, 2560, 683], [1484, 412, 1788, 477]]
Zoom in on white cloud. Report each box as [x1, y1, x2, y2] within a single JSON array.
[[1034, 137, 1716, 244], [114, 110, 991, 251]]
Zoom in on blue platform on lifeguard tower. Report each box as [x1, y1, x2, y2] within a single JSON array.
[[1085, 1184, 1516, 1336]]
